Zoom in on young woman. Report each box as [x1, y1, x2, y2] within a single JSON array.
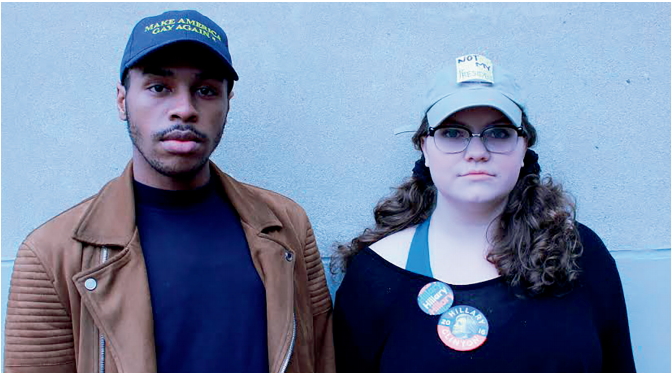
[[332, 55, 636, 372]]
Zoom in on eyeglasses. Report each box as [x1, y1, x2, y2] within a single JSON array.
[[428, 125, 526, 154]]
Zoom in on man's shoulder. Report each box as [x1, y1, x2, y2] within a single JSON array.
[[23, 193, 98, 250], [24, 165, 132, 251], [240, 181, 303, 210], [219, 171, 308, 221]]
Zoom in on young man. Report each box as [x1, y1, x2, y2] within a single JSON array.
[[4, 10, 334, 373]]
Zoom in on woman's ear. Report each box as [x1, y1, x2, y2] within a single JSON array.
[[421, 137, 430, 168]]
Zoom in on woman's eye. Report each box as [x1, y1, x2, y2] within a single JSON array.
[[438, 128, 467, 139], [486, 127, 513, 139]]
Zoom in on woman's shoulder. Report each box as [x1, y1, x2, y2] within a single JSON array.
[[576, 222, 616, 265], [337, 227, 425, 311], [369, 225, 418, 269], [575, 222, 622, 288]]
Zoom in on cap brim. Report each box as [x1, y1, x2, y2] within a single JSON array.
[[121, 39, 239, 82], [427, 86, 522, 128]]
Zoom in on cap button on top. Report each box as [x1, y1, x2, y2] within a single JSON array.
[[84, 278, 97, 291]]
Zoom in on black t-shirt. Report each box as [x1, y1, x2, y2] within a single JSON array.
[[134, 180, 269, 372], [334, 224, 636, 372]]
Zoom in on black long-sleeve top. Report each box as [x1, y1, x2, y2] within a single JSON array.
[[134, 180, 269, 372], [334, 224, 636, 372]]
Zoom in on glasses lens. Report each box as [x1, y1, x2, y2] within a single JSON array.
[[433, 127, 470, 153], [482, 127, 518, 153]]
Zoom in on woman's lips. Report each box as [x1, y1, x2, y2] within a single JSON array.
[[461, 171, 495, 179], [462, 171, 494, 176]]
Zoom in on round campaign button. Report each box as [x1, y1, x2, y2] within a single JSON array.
[[417, 281, 454, 315], [437, 305, 489, 351]]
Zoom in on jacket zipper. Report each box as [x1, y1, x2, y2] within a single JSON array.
[[99, 246, 109, 373], [279, 313, 296, 373]]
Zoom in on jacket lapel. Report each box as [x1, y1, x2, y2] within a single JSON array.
[[72, 162, 157, 372], [215, 164, 297, 372], [73, 162, 137, 247], [73, 234, 157, 372], [242, 228, 296, 372]]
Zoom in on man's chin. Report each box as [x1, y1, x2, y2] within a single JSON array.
[[149, 158, 210, 180]]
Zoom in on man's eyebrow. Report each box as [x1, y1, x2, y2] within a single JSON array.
[[141, 67, 174, 77], [140, 67, 225, 82], [195, 70, 227, 82]]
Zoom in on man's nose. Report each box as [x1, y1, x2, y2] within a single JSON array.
[[169, 90, 198, 123]]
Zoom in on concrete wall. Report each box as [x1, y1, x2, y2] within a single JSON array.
[[2, 3, 670, 371]]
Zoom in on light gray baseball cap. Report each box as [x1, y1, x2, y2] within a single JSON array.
[[425, 54, 525, 129]]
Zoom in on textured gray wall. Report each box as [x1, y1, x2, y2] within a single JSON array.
[[2, 2, 670, 371]]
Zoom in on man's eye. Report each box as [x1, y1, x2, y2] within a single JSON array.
[[197, 87, 218, 97], [148, 85, 168, 93]]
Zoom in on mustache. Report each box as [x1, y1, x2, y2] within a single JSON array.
[[153, 124, 207, 142]]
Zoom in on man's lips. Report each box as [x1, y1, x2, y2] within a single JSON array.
[[160, 130, 204, 153], [160, 130, 203, 142]]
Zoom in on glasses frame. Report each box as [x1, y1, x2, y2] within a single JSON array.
[[427, 124, 527, 154]]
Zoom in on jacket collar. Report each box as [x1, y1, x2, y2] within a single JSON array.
[[212, 162, 284, 234], [73, 160, 283, 246]]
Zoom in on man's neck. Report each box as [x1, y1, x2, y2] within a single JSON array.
[[132, 158, 211, 191]]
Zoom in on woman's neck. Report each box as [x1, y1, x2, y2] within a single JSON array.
[[430, 194, 507, 241], [426, 194, 506, 284]]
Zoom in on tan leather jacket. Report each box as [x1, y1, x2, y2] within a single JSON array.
[[4, 162, 335, 373]]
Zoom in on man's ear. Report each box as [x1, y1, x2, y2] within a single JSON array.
[[228, 90, 234, 100], [116, 82, 127, 121]]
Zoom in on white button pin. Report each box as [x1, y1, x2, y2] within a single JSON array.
[[84, 278, 97, 291]]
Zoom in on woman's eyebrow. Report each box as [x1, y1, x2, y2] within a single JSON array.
[[488, 117, 512, 125], [441, 116, 510, 127], [443, 119, 466, 126]]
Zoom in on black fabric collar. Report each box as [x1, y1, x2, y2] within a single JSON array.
[[133, 178, 216, 210]]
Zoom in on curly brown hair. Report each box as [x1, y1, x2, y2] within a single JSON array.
[[332, 111, 583, 297]]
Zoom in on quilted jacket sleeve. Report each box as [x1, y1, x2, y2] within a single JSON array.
[[3, 243, 76, 373], [303, 223, 336, 372]]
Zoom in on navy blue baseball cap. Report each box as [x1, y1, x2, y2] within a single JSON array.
[[120, 10, 238, 83]]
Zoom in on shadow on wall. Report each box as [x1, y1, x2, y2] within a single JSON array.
[[613, 250, 671, 373]]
